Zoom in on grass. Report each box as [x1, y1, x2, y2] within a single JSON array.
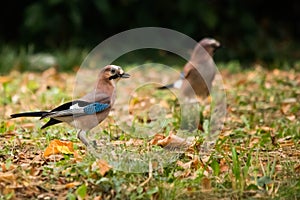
[[0, 46, 89, 74], [0, 63, 300, 199]]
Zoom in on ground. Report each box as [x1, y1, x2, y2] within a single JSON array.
[[0, 65, 299, 199]]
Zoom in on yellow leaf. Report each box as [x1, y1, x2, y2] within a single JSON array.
[[43, 139, 76, 157], [0, 76, 12, 83], [57, 145, 74, 154]]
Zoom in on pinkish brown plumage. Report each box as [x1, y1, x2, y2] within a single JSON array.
[[158, 38, 221, 99], [11, 65, 130, 146]]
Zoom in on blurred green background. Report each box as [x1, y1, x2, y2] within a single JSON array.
[[1, 0, 300, 73]]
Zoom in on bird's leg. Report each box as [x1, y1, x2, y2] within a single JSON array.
[[77, 130, 97, 148], [77, 130, 89, 146]]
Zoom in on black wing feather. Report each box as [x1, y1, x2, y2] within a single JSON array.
[[157, 83, 174, 90], [40, 100, 90, 128], [41, 118, 62, 129], [50, 100, 90, 112], [40, 100, 90, 119], [11, 111, 48, 118]]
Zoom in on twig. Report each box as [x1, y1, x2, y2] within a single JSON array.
[[139, 160, 153, 187]]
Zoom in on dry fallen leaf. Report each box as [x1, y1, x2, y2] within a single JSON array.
[[65, 181, 81, 189], [286, 115, 296, 121], [93, 196, 102, 200], [176, 157, 202, 170], [0, 172, 16, 184], [219, 158, 229, 173], [20, 123, 35, 129], [29, 166, 41, 176], [201, 177, 212, 191], [98, 160, 112, 176], [43, 139, 79, 158], [249, 137, 260, 148], [277, 136, 294, 147], [92, 160, 112, 176], [174, 168, 192, 178], [294, 163, 300, 173], [150, 133, 192, 151], [1, 162, 16, 172], [281, 98, 297, 104], [256, 126, 273, 132], [149, 133, 166, 145]]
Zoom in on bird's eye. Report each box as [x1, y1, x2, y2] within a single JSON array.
[[111, 69, 116, 74]]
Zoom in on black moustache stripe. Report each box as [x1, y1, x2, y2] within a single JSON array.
[[109, 74, 120, 80]]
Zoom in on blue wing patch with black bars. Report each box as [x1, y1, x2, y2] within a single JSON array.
[[83, 103, 109, 114]]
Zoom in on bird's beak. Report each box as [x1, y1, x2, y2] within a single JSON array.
[[217, 44, 225, 50], [121, 73, 130, 78], [213, 44, 223, 53]]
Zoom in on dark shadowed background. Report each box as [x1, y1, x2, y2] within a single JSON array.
[[1, 0, 300, 72]]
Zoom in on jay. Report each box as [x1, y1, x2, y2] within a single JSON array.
[[158, 38, 221, 99], [10, 65, 130, 146]]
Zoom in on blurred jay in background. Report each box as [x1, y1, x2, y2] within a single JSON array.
[[11, 65, 130, 146], [158, 38, 221, 99]]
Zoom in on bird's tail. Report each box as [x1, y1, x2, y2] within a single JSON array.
[[157, 83, 174, 90], [10, 111, 49, 118]]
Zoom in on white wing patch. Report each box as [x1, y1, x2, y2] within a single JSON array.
[[70, 103, 80, 109], [173, 79, 183, 89]]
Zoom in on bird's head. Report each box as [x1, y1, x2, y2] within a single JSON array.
[[199, 38, 221, 56], [101, 65, 130, 82]]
